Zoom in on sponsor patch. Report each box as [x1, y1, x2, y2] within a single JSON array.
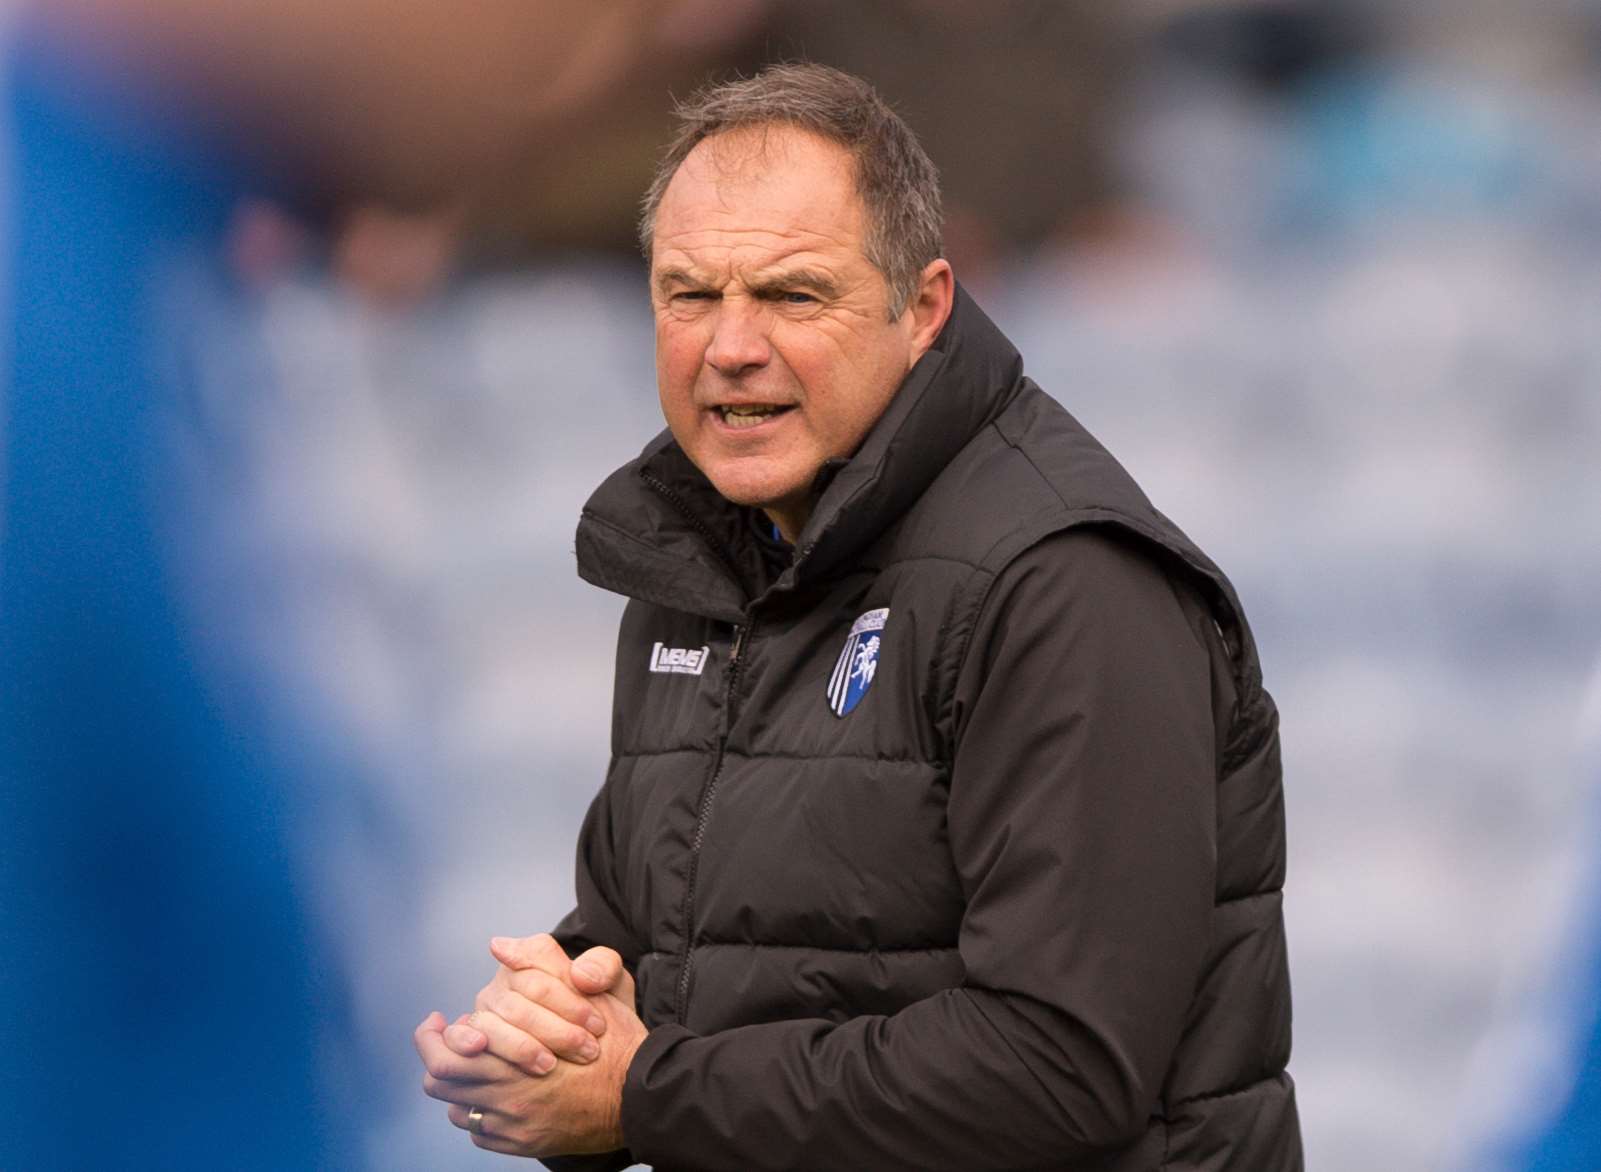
[[649, 642, 710, 676]]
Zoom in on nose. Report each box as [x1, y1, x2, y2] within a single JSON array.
[[705, 298, 771, 377]]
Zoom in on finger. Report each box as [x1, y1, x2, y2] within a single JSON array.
[[422, 1071, 480, 1107], [442, 1012, 489, 1054], [470, 1134, 525, 1155], [468, 1007, 570, 1076], [499, 965, 607, 1037], [621, 967, 637, 1004], [413, 1011, 448, 1064], [446, 1102, 501, 1133], [420, 1042, 523, 1107], [445, 1104, 527, 1155], [414, 1010, 446, 1045], [481, 985, 600, 1065], [489, 932, 569, 973], [569, 946, 625, 995], [607, 964, 637, 1010], [415, 1018, 510, 1085]]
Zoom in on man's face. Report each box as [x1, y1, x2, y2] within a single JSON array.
[[649, 126, 927, 541]]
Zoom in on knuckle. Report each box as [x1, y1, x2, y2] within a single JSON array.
[[485, 988, 525, 1027], [515, 969, 552, 999], [507, 1116, 540, 1145], [502, 1026, 532, 1060], [427, 1053, 461, 1081], [515, 1036, 547, 1070]]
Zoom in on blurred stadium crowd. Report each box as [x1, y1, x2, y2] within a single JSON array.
[[4, 1, 1601, 1169]]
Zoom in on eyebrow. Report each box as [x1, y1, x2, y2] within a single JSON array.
[[654, 265, 844, 300], [655, 266, 710, 296], [750, 267, 841, 300]]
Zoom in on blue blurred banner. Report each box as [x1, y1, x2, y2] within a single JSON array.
[[0, 27, 348, 1171], [1510, 702, 1601, 1172], [1522, 998, 1601, 1168]]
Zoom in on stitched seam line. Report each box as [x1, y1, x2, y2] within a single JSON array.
[[581, 509, 668, 555], [720, 751, 937, 766], [1170, 1072, 1289, 1110], [615, 748, 941, 766], [654, 941, 960, 956], [847, 552, 988, 572], [613, 747, 716, 760], [1214, 888, 1282, 908]]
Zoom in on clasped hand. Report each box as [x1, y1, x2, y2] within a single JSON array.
[[414, 934, 647, 1158]]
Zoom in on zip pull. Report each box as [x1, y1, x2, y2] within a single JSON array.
[[729, 624, 748, 666]]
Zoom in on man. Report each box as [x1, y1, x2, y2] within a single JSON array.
[[415, 63, 1302, 1170]]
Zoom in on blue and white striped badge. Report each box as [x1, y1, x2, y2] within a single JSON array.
[[827, 608, 889, 717]]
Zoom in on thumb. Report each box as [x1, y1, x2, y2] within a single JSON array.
[[489, 932, 567, 973], [569, 947, 626, 995]]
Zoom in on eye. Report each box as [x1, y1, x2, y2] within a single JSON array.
[[672, 290, 716, 302], [780, 290, 816, 305]]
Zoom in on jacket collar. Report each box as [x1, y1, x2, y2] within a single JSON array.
[[575, 284, 1026, 621]]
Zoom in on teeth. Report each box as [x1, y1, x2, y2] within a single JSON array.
[[719, 404, 786, 429]]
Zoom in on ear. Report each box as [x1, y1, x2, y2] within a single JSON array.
[[904, 259, 955, 366]]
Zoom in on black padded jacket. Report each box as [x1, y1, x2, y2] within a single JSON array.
[[549, 288, 1303, 1171]]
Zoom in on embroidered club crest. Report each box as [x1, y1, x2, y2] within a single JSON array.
[[827, 608, 888, 717]]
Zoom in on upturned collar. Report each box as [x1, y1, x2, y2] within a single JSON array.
[[575, 284, 1027, 621]]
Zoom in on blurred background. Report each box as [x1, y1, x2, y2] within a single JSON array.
[[4, 0, 1601, 1168]]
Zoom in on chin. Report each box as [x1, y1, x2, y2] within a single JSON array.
[[708, 479, 789, 510], [703, 465, 808, 512]]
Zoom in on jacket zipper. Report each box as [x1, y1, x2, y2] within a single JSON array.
[[639, 471, 747, 588], [673, 619, 749, 1024]]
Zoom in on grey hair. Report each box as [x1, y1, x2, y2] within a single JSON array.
[[638, 63, 944, 317]]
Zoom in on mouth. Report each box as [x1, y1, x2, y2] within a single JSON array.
[[713, 403, 795, 430]]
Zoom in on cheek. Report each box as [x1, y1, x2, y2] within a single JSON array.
[[656, 326, 707, 413], [810, 358, 904, 450], [784, 324, 908, 430]]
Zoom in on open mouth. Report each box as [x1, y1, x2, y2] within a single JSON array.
[[716, 403, 795, 430]]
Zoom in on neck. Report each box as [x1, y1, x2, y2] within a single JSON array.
[[763, 504, 808, 545]]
